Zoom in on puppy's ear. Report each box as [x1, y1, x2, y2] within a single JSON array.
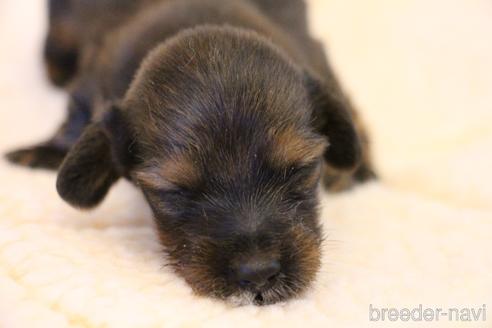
[[305, 73, 362, 170], [56, 106, 133, 209]]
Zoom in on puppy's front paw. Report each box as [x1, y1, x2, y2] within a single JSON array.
[[5, 144, 67, 170], [322, 162, 377, 192]]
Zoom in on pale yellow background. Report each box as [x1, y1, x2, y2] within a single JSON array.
[[0, 0, 491, 327]]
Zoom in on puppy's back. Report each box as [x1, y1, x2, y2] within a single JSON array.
[[247, 0, 309, 37], [90, 0, 315, 101]]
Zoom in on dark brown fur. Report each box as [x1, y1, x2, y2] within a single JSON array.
[[6, 0, 375, 305]]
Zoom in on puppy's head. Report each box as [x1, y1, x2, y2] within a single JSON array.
[[57, 27, 361, 305]]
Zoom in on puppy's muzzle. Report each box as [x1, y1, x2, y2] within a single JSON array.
[[233, 257, 281, 290]]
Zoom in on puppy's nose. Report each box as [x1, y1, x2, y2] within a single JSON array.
[[236, 259, 280, 289]]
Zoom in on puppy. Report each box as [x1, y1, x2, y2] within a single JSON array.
[[6, 0, 375, 305]]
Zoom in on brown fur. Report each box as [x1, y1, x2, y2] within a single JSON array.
[[269, 126, 328, 167], [135, 154, 201, 190]]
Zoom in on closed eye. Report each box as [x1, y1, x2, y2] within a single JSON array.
[[285, 159, 321, 178], [282, 160, 323, 191]]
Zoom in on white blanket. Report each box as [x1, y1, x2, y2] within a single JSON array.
[[1, 0, 491, 327]]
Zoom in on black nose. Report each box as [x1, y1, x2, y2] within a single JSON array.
[[236, 259, 281, 289]]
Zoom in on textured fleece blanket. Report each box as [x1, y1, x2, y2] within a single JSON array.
[[1, 0, 491, 327]]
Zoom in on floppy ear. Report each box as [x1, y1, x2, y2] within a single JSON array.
[[305, 74, 362, 170], [56, 106, 133, 209]]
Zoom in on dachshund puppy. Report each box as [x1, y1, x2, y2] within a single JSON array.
[[7, 0, 375, 305]]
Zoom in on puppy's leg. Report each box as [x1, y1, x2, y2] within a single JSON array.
[[44, 0, 79, 87], [6, 144, 67, 170], [6, 98, 90, 170]]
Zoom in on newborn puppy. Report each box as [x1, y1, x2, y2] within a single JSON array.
[[7, 0, 375, 305]]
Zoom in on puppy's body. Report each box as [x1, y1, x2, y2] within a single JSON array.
[[44, 0, 162, 86], [7, 0, 375, 304]]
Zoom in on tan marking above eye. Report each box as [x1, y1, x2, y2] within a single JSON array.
[[134, 153, 200, 190], [268, 125, 328, 167]]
